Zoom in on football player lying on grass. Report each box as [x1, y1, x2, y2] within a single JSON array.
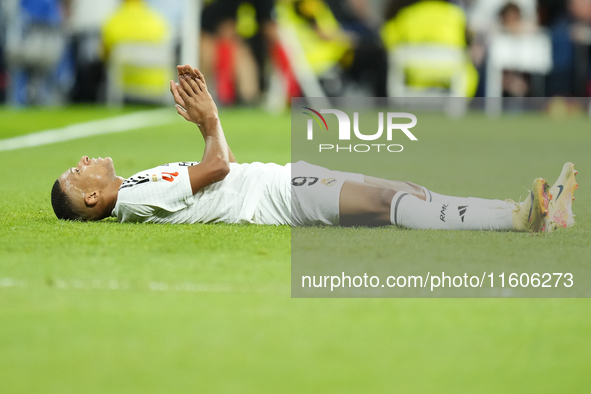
[[51, 65, 578, 232]]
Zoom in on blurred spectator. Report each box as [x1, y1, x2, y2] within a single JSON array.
[[467, 0, 537, 34], [324, 0, 389, 96], [276, 0, 387, 97], [68, 0, 119, 102], [332, 0, 389, 28], [381, 0, 478, 97], [464, 0, 549, 97], [5, 0, 73, 105], [498, 3, 530, 96], [200, 0, 276, 105], [276, 0, 350, 80], [547, 0, 591, 96], [499, 2, 524, 34], [325, 0, 377, 37], [101, 0, 169, 60], [69, 0, 183, 103], [101, 0, 171, 102]]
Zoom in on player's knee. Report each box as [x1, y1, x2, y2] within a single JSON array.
[[379, 188, 397, 211], [404, 181, 426, 200]]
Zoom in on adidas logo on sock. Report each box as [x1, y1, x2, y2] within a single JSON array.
[[458, 206, 468, 222]]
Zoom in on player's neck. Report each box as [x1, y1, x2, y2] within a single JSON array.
[[101, 177, 125, 218]]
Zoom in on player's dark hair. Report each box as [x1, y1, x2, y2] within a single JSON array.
[[51, 179, 83, 221]]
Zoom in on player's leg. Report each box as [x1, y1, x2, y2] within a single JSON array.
[[420, 187, 510, 209], [391, 178, 550, 232], [339, 179, 549, 232], [339, 181, 396, 226], [339, 180, 513, 230], [362, 176, 426, 200], [363, 175, 509, 209]]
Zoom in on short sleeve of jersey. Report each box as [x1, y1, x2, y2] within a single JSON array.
[[113, 163, 196, 222]]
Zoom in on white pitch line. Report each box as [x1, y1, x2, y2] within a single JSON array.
[[0, 277, 290, 294], [0, 108, 177, 152], [0, 277, 27, 288]]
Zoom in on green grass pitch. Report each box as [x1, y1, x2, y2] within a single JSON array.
[[0, 106, 590, 393]]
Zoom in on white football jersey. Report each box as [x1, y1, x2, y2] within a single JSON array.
[[112, 162, 292, 225]]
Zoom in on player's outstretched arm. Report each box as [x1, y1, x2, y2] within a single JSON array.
[[170, 68, 230, 194], [171, 65, 237, 163]]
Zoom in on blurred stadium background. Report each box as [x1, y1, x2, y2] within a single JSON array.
[[2, 0, 591, 109]]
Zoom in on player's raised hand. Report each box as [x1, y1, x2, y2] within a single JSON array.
[[170, 64, 218, 127], [177, 64, 207, 88], [169, 80, 186, 109], [169, 64, 201, 110]]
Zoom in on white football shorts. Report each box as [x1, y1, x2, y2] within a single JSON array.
[[290, 161, 364, 226]]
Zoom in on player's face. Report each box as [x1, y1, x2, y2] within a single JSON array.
[[59, 156, 118, 199]]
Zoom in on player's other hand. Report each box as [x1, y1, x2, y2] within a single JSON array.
[[175, 64, 205, 87], [169, 64, 218, 126]]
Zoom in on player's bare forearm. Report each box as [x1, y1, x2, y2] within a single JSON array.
[[171, 65, 237, 163], [170, 67, 230, 193], [189, 118, 230, 193], [200, 118, 231, 178]]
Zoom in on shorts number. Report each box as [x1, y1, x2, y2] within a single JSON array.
[[292, 177, 319, 186]]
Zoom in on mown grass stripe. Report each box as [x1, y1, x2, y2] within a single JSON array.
[[0, 108, 176, 152]]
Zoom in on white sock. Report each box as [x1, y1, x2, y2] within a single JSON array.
[[391, 192, 514, 231], [422, 187, 510, 209]]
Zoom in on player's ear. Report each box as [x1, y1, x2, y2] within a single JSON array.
[[84, 191, 100, 207]]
